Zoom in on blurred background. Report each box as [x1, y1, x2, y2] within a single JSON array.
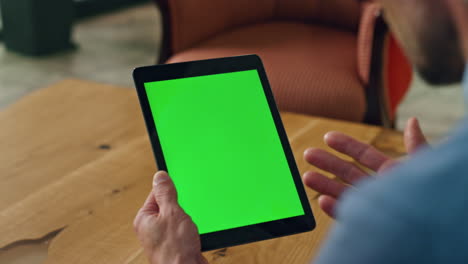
[[0, 1, 464, 140]]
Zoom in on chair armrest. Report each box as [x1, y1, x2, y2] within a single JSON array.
[[156, 0, 275, 59], [359, 2, 392, 126], [357, 2, 382, 85], [358, 2, 412, 127]]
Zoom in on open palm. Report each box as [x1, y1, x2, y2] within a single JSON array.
[[303, 118, 428, 218]]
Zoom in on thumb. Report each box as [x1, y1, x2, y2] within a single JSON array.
[[404, 117, 428, 154], [152, 171, 178, 211]]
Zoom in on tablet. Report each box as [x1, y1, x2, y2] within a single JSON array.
[[133, 55, 315, 251]]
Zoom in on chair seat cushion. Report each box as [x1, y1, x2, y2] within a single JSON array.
[[167, 22, 366, 122]]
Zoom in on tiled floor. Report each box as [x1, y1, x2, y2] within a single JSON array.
[[0, 3, 161, 109], [397, 75, 464, 141], [0, 3, 464, 141]]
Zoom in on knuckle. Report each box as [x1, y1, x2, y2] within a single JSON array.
[[155, 183, 176, 198], [344, 165, 360, 182], [176, 212, 193, 227], [339, 162, 354, 180], [166, 206, 183, 217], [163, 206, 190, 224]]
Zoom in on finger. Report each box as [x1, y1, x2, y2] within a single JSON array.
[[134, 191, 159, 232], [377, 159, 399, 173], [318, 195, 337, 219], [304, 148, 368, 184], [140, 191, 160, 215], [303, 171, 348, 198], [324, 131, 391, 172], [135, 188, 160, 222], [404, 117, 428, 154], [152, 171, 178, 212]]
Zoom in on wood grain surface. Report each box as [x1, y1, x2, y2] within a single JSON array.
[[0, 80, 404, 264]]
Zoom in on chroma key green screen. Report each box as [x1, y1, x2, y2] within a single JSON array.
[[144, 69, 304, 234]]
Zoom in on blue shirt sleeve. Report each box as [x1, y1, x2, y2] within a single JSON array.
[[313, 189, 430, 264]]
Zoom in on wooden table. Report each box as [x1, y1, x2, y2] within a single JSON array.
[[0, 80, 405, 264]]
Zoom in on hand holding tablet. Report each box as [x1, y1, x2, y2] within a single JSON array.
[[133, 55, 315, 251]]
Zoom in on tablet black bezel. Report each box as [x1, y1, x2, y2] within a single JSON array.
[[133, 55, 315, 251]]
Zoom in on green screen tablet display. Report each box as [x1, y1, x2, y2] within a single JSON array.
[[144, 69, 304, 234]]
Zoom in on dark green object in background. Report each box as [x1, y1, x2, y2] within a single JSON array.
[[0, 0, 74, 56]]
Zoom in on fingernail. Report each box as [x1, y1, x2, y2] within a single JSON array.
[[323, 131, 340, 145], [324, 131, 344, 145], [153, 171, 169, 187]]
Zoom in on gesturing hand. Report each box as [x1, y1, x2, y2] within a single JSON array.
[[303, 118, 428, 218], [133, 171, 208, 264]]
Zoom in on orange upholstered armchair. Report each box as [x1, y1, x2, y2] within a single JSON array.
[[154, 0, 412, 127]]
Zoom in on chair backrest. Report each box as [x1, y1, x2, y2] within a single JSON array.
[[162, 0, 276, 53], [158, 0, 363, 61], [274, 0, 362, 32]]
